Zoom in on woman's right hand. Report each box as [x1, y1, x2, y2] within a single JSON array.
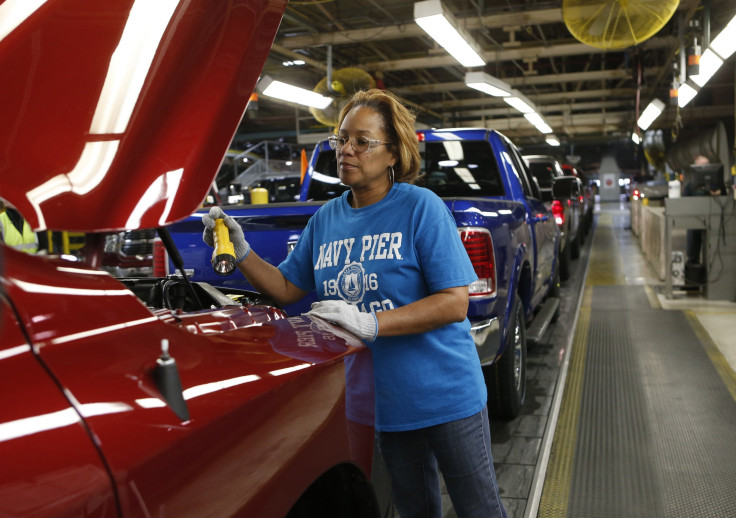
[[201, 206, 251, 263]]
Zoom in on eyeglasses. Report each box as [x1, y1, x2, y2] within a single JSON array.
[[327, 135, 390, 153]]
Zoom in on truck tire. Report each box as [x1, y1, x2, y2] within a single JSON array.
[[485, 296, 527, 420]]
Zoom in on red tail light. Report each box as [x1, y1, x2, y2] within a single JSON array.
[[460, 228, 496, 297], [632, 188, 641, 200], [551, 200, 565, 226], [152, 237, 168, 277]]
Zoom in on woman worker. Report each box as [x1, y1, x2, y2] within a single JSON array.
[[202, 89, 507, 518]]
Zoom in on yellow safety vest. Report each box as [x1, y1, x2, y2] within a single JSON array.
[[0, 211, 39, 253]]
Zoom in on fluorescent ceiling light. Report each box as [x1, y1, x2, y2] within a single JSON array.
[[524, 112, 553, 134], [637, 98, 665, 130], [454, 167, 480, 189], [0, 0, 48, 42], [710, 14, 736, 59], [503, 93, 535, 114], [258, 75, 332, 109], [631, 132, 641, 144], [442, 141, 464, 160], [90, 0, 182, 135], [465, 71, 512, 97], [678, 82, 698, 108], [690, 48, 723, 87], [546, 137, 561, 146], [438, 160, 459, 167], [414, 0, 484, 68]]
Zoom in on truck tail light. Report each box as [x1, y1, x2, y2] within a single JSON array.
[[460, 228, 496, 297], [152, 237, 168, 277], [551, 199, 565, 226]]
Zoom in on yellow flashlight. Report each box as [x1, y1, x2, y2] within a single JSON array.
[[212, 218, 236, 275]]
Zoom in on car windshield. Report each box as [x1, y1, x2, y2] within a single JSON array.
[[308, 139, 505, 201], [527, 162, 556, 188]]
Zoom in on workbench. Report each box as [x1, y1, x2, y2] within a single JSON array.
[[664, 196, 736, 300]]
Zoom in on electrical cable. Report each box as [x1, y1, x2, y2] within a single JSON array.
[[705, 196, 733, 284]]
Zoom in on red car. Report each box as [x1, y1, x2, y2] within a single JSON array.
[[0, 1, 388, 516]]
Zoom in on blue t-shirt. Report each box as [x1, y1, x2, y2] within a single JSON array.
[[278, 182, 487, 431]]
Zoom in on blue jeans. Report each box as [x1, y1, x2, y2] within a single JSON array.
[[377, 406, 507, 518]]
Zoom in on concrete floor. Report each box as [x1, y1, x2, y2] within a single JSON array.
[[430, 199, 736, 518]]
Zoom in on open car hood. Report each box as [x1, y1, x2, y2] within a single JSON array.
[[0, 0, 287, 232]]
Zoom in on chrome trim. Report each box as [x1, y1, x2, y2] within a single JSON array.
[[470, 317, 498, 332], [470, 317, 500, 364]]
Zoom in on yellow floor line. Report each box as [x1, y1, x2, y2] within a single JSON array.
[[644, 285, 662, 309], [685, 310, 736, 402], [537, 303, 590, 517], [539, 210, 619, 516], [537, 208, 735, 517], [586, 213, 626, 286]]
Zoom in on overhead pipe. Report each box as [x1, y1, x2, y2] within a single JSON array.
[[326, 44, 333, 92], [679, 13, 686, 85], [703, 0, 710, 48]]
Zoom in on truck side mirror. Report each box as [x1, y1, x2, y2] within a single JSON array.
[[552, 176, 581, 199]]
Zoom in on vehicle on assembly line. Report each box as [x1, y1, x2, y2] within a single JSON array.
[[524, 155, 583, 281], [223, 141, 306, 204], [0, 1, 392, 517], [627, 173, 669, 202], [164, 128, 579, 419], [562, 163, 595, 235]]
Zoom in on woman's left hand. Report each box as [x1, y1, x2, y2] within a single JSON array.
[[307, 300, 378, 342]]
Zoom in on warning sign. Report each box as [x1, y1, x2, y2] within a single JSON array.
[[603, 174, 616, 189]]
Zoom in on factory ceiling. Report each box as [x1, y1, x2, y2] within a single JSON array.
[[234, 0, 735, 157]]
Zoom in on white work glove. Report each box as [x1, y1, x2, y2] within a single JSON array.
[[307, 300, 378, 342], [202, 206, 250, 263]]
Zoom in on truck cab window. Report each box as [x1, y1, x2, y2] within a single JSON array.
[[507, 142, 541, 199], [309, 150, 349, 201], [418, 140, 505, 197]]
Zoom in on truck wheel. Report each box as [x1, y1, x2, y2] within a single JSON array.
[[559, 237, 571, 281], [485, 296, 526, 420]]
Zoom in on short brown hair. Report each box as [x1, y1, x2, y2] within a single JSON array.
[[337, 89, 421, 184]]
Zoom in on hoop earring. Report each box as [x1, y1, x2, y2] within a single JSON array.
[[388, 165, 395, 184]]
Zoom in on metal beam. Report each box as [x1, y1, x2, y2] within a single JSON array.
[[389, 68, 663, 96], [363, 37, 677, 73], [277, 8, 563, 50], [270, 43, 327, 72], [426, 89, 637, 110], [447, 101, 632, 120]]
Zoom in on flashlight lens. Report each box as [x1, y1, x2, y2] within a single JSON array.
[[213, 255, 236, 275]]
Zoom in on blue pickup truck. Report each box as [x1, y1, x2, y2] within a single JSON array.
[[166, 128, 572, 418]]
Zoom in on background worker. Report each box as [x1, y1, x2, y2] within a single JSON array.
[[202, 89, 507, 518], [0, 201, 38, 253]]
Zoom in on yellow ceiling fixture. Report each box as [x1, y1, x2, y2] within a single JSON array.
[[562, 0, 679, 50], [309, 67, 375, 128]]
